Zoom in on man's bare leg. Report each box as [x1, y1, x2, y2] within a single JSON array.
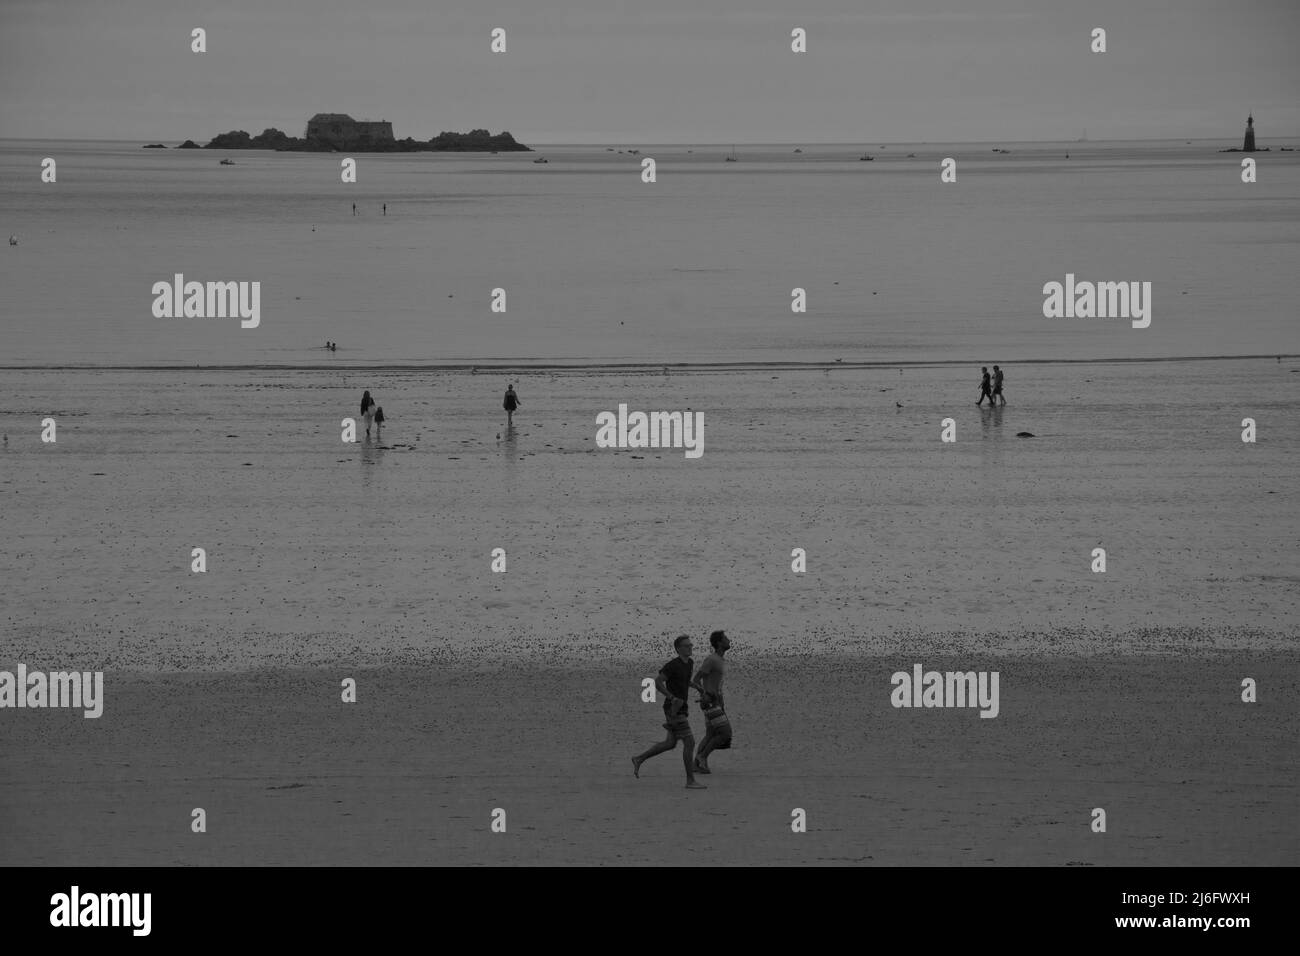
[[682, 735, 705, 788], [695, 729, 715, 772], [632, 732, 676, 777]]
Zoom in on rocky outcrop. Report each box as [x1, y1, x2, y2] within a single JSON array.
[[205, 128, 296, 149], [427, 129, 528, 151], [196, 119, 530, 152]]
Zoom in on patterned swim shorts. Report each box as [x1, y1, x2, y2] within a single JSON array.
[[662, 714, 692, 740]]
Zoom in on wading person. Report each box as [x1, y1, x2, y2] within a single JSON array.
[[360, 390, 376, 437], [503, 383, 521, 427], [632, 636, 706, 789]]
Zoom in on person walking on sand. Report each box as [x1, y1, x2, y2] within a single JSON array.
[[374, 406, 385, 436], [690, 630, 732, 774], [992, 365, 1006, 406], [360, 390, 376, 437], [632, 636, 707, 789], [976, 367, 993, 406], [503, 384, 521, 427]]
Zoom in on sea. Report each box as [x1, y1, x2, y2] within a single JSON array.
[[2, 137, 1298, 368]]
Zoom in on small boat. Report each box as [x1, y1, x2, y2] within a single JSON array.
[[532, 157, 548, 164], [219, 158, 236, 165], [793, 148, 802, 153], [725, 145, 738, 162], [858, 154, 873, 161]]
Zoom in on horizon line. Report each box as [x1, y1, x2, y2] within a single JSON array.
[[0, 135, 1284, 147], [2, 355, 1294, 373]]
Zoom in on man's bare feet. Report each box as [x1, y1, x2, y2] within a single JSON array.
[[631, 757, 641, 778], [686, 780, 707, 789]]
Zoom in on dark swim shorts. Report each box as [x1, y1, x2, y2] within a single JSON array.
[[662, 715, 692, 740], [662, 700, 691, 740]]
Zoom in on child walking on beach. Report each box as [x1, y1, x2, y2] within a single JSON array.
[[375, 406, 385, 436]]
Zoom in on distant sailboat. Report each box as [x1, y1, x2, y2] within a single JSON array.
[[725, 145, 737, 162], [219, 158, 236, 165], [1075, 129, 1088, 143]]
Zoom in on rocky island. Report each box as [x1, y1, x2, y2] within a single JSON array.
[[191, 113, 530, 152]]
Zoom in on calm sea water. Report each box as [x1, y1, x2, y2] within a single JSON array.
[[2, 138, 1298, 366]]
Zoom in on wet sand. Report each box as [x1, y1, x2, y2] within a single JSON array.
[[2, 656, 1295, 866], [1, 359, 1296, 864], [1, 359, 1297, 667]]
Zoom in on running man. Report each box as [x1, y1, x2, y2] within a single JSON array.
[[632, 636, 707, 789], [992, 365, 1006, 406], [503, 384, 521, 427], [976, 367, 993, 406], [690, 630, 732, 774]]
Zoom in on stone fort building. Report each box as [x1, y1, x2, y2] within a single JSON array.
[[304, 113, 396, 149]]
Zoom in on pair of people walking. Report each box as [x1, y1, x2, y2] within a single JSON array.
[[977, 365, 1006, 406], [632, 630, 733, 788], [359, 390, 384, 437]]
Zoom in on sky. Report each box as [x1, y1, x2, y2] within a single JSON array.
[[1, 0, 1298, 144]]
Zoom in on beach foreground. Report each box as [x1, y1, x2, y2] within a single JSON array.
[[2, 655, 1295, 866], [2, 360, 1296, 865]]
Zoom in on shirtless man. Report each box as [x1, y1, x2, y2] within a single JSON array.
[[691, 630, 732, 774], [632, 636, 706, 789]]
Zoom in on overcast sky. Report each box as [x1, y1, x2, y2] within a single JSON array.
[[2, 0, 1297, 143]]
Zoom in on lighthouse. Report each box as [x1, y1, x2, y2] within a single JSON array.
[[1243, 113, 1256, 152]]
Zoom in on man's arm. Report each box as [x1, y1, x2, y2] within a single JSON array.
[[656, 669, 678, 706], [690, 658, 713, 697]]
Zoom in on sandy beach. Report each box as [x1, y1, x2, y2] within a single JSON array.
[[2, 656, 1295, 866], [1, 359, 1296, 864]]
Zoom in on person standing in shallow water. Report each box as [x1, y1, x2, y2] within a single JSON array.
[[360, 390, 376, 437], [503, 384, 521, 427], [976, 367, 993, 406]]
